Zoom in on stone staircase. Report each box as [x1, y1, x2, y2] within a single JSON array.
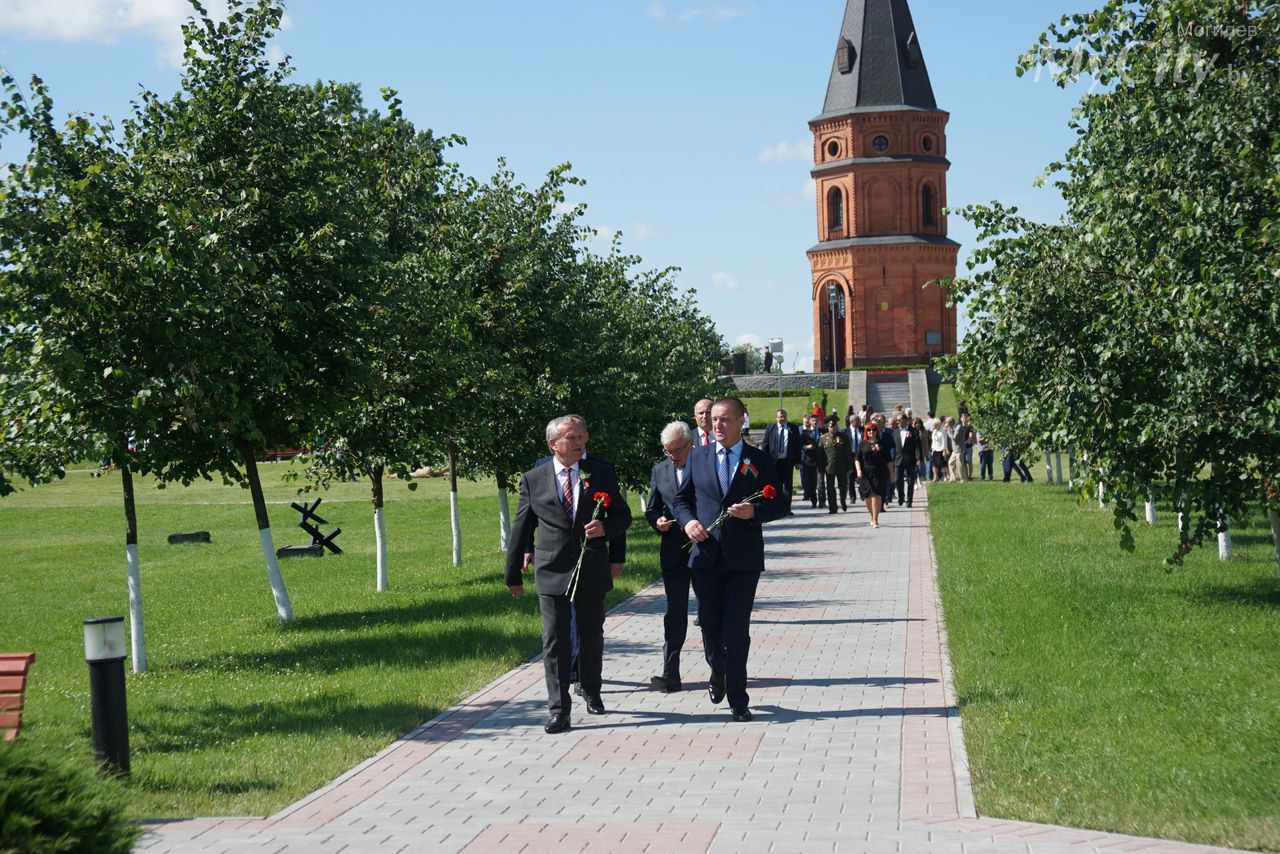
[[866, 380, 912, 413]]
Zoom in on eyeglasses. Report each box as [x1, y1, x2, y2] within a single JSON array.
[[663, 441, 692, 458]]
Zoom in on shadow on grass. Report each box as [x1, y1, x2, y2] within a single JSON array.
[[1179, 576, 1280, 610]]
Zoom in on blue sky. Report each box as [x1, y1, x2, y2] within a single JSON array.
[[0, 0, 1099, 369]]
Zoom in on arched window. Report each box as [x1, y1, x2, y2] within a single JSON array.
[[922, 184, 936, 227], [827, 187, 844, 232]]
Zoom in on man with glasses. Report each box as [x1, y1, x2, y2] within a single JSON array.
[[645, 421, 697, 692]]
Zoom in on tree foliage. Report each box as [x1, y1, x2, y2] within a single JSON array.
[[946, 0, 1280, 563]]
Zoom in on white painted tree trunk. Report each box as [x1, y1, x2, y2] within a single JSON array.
[[497, 486, 511, 552], [1068, 450, 1077, 487], [1055, 453, 1063, 486], [1097, 481, 1106, 509], [126, 543, 147, 673], [374, 506, 388, 592], [1145, 500, 1156, 525], [1045, 453, 1054, 483], [450, 490, 462, 566], [1218, 513, 1232, 561], [1270, 507, 1280, 575], [258, 527, 293, 622]]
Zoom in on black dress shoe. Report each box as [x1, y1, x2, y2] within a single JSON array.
[[708, 674, 725, 705], [731, 707, 753, 722], [544, 714, 571, 734], [585, 694, 606, 715], [650, 675, 682, 692]]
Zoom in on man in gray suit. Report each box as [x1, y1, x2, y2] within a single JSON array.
[[505, 415, 632, 733], [645, 420, 696, 693]]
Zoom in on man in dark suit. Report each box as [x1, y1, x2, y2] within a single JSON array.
[[644, 421, 697, 692], [693, 398, 715, 448], [523, 450, 627, 695], [505, 415, 631, 733], [893, 416, 923, 507], [673, 396, 785, 722], [799, 414, 823, 508], [762, 409, 802, 515]]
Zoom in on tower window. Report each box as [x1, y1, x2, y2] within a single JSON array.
[[925, 330, 942, 346], [921, 134, 934, 152], [827, 187, 845, 231], [826, 140, 840, 158], [837, 38, 856, 74], [922, 184, 936, 226], [872, 135, 889, 153]]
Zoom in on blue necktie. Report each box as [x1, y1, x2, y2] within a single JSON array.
[[719, 448, 731, 496]]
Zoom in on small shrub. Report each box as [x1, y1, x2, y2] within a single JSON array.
[[0, 743, 140, 854]]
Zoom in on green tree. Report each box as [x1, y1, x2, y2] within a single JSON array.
[[296, 93, 468, 590], [122, 0, 409, 615], [947, 0, 1280, 566]]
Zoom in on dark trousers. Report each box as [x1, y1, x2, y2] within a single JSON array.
[[824, 469, 848, 511], [660, 566, 694, 680], [896, 459, 916, 504], [692, 567, 761, 711], [979, 450, 994, 479], [774, 460, 795, 512], [931, 451, 947, 481], [800, 463, 818, 504], [538, 592, 605, 716], [1002, 453, 1032, 482]]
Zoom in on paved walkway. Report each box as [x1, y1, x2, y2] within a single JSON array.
[[140, 489, 1246, 854]]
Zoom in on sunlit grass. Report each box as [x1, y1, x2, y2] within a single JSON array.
[[930, 480, 1279, 851], [0, 464, 658, 818]]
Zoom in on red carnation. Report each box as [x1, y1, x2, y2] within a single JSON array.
[[593, 491, 612, 508], [762, 485, 778, 500]]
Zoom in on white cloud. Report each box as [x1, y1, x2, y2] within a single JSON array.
[[0, 0, 288, 67], [632, 222, 661, 240], [591, 225, 620, 244], [755, 140, 809, 164], [645, 1, 665, 19], [710, 271, 741, 291], [735, 333, 762, 348], [675, 5, 752, 22]]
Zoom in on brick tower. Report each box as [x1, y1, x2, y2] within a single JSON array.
[[809, 0, 959, 371]]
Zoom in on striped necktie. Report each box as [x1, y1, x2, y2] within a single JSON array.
[[560, 468, 574, 520], [718, 448, 731, 496]]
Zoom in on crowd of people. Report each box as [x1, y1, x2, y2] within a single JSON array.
[[503, 394, 1035, 734]]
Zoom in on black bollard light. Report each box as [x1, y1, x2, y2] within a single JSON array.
[[83, 616, 130, 774]]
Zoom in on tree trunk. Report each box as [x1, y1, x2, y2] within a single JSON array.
[[1144, 498, 1156, 525], [1177, 492, 1189, 547], [447, 447, 462, 566], [1097, 481, 1106, 509], [496, 471, 511, 552], [1044, 452, 1054, 484], [1054, 453, 1063, 486], [117, 435, 147, 674], [1068, 450, 1077, 488], [1217, 512, 1232, 561], [238, 439, 293, 622], [1270, 507, 1280, 576], [372, 465, 387, 592]]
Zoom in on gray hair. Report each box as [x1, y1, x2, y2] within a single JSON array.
[[660, 420, 693, 446], [545, 414, 588, 442]]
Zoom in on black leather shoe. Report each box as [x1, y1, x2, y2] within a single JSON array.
[[731, 707, 753, 722], [708, 674, 725, 705], [650, 675, 682, 692], [544, 714, 571, 734], [585, 694, 606, 715]]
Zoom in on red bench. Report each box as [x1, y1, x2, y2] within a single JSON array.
[[0, 653, 36, 742]]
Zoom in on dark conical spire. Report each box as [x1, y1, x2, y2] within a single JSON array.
[[819, 0, 938, 119]]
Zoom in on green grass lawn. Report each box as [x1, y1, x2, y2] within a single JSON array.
[[929, 382, 958, 418], [929, 481, 1280, 851], [0, 464, 660, 819]]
